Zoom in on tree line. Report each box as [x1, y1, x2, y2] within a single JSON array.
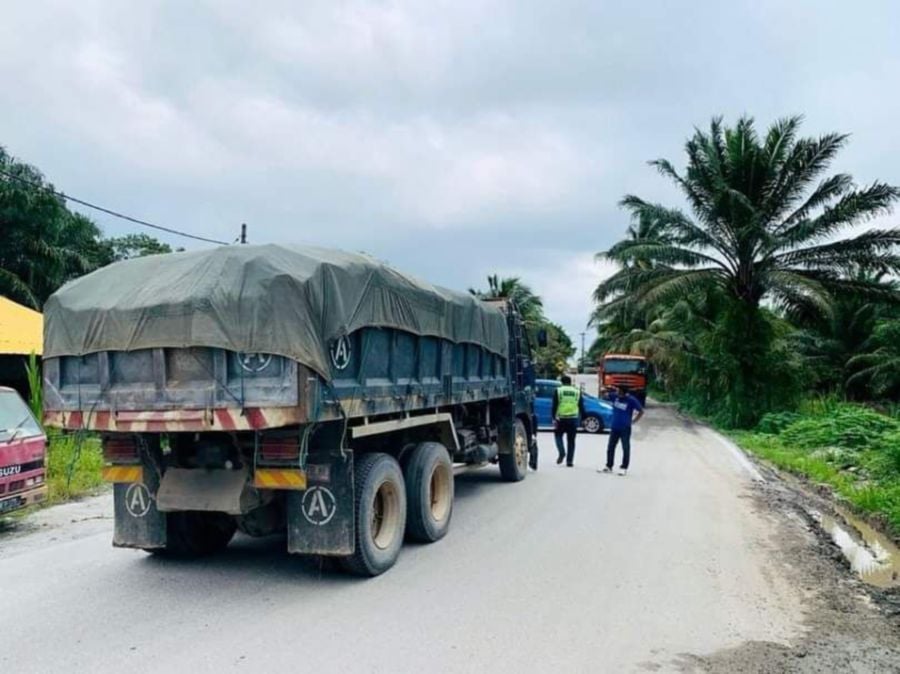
[[0, 145, 175, 308], [2, 143, 574, 379], [590, 116, 900, 427], [469, 274, 576, 378]]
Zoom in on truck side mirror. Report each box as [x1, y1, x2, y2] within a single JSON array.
[[536, 329, 548, 347]]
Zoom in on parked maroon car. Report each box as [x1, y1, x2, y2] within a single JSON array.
[[0, 387, 47, 515]]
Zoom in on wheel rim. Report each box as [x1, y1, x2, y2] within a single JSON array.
[[514, 429, 528, 472], [429, 462, 452, 523], [584, 416, 600, 433], [371, 479, 401, 550]]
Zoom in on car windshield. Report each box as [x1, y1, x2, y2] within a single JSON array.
[[0, 391, 42, 440], [603, 359, 646, 374]]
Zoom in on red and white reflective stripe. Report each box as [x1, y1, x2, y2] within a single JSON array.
[[45, 407, 299, 432]]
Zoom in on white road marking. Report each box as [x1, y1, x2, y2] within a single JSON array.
[[707, 429, 766, 482]]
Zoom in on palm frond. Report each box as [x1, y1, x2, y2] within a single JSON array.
[[774, 182, 900, 248], [774, 229, 900, 271], [0, 268, 38, 307]]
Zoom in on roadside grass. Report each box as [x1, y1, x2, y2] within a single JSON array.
[[731, 403, 900, 536], [648, 385, 675, 403], [45, 432, 105, 503]]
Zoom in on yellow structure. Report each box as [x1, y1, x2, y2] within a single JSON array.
[[0, 296, 43, 355]]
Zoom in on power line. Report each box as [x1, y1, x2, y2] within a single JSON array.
[[0, 166, 231, 246]]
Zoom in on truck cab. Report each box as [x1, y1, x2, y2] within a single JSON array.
[[598, 354, 649, 405], [0, 387, 47, 515]]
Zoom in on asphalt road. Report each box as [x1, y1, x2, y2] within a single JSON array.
[[1, 405, 805, 673]]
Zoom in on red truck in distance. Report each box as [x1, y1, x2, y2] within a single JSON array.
[[0, 387, 47, 516], [598, 354, 649, 405]]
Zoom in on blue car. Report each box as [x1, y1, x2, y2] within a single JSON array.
[[534, 378, 614, 434]]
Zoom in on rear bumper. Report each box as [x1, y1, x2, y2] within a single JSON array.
[[0, 484, 47, 514]]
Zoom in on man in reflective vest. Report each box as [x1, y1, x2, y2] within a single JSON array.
[[552, 374, 586, 467]]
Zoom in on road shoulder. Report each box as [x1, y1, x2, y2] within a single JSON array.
[[680, 416, 900, 672]]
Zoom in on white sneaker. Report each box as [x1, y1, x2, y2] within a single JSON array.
[[598, 466, 612, 473], [617, 468, 628, 476]]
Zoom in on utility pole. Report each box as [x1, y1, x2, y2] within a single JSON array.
[[240, 223, 247, 244], [579, 331, 586, 373]]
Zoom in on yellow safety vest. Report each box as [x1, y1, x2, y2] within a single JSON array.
[[557, 385, 580, 418]]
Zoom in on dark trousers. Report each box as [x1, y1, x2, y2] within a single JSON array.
[[554, 417, 578, 465], [606, 427, 632, 469]]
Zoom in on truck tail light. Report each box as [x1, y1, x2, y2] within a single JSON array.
[[103, 435, 139, 463], [259, 436, 300, 462]]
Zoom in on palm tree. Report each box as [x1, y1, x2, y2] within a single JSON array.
[[0, 148, 102, 306], [589, 204, 674, 354], [595, 116, 900, 425], [847, 320, 900, 398], [597, 116, 899, 316], [470, 274, 545, 326], [794, 271, 898, 396]]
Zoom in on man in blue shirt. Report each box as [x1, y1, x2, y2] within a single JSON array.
[[599, 384, 644, 476]]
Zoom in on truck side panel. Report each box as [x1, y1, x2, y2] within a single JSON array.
[[44, 327, 512, 431]]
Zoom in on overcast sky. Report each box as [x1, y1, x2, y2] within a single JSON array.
[[2, 1, 899, 352]]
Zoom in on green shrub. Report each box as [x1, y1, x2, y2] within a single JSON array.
[[872, 430, 900, 473], [797, 394, 843, 418], [23, 352, 42, 423], [45, 432, 104, 503], [756, 412, 802, 434], [780, 405, 899, 450], [735, 402, 900, 534]]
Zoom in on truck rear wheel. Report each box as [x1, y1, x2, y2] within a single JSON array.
[[340, 453, 407, 576], [499, 420, 529, 482], [155, 511, 237, 558], [404, 442, 453, 543]]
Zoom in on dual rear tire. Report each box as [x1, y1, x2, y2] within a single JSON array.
[[340, 443, 454, 576]]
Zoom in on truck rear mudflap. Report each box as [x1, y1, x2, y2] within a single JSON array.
[[286, 453, 354, 556], [110, 451, 356, 556], [113, 463, 166, 550]]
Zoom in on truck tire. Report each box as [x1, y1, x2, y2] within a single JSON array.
[[340, 453, 407, 576], [582, 413, 604, 434], [154, 511, 237, 558], [499, 420, 529, 482], [404, 442, 453, 543]]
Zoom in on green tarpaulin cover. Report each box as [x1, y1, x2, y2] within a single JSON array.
[[44, 244, 509, 378]]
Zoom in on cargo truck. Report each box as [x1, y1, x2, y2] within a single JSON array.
[[598, 353, 648, 405], [43, 245, 539, 575], [0, 387, 47, 515]]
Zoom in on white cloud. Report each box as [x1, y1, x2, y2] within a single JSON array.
[[1, 0, 898, 343], [485, 250, 619, 351]]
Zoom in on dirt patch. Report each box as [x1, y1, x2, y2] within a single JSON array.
[[0, 492, 112, 560], [680, 465, 900, 672]]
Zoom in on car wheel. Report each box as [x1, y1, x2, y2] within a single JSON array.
[[582, 414, 603, 434]]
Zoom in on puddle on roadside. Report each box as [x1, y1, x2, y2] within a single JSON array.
[[808, 507, 900, 589]]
